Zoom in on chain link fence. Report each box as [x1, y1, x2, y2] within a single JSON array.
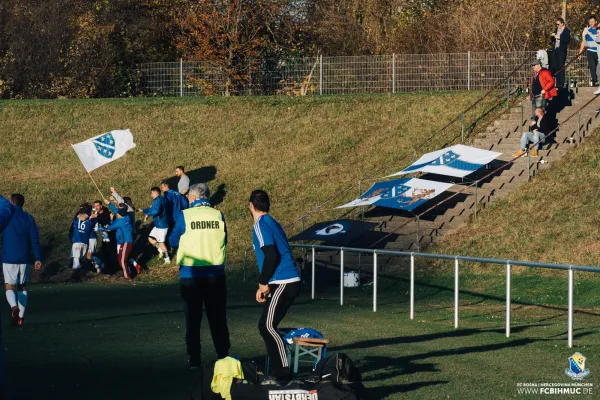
[[139, 50, 593, 97]]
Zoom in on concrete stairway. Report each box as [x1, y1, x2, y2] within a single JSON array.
[[314, 87, 600, 269]]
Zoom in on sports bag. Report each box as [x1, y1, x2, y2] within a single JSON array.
[[312, 353, 361, 384]]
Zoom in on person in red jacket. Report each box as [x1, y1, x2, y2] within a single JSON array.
[[530, 60, 557, 119]]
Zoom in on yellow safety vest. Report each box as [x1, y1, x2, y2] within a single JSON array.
[[177, 205, 226, 267]]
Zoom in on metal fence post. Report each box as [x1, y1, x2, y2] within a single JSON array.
[[461, 114, 465, 143], [373, 251, 377, 312], [248, 57, 253, 96], [578, 111, 581, 145], [520, 101, 524, 126], [319, 55, 323, 95], [527, 151, 532, 181], [568, 267, 573, 348], [311, 247, 315, 300], [392, 54, 396, 94], [340, 249, 344, 306], [454, 257, 459, 329], [474, 184, 478, 218], [506, 262, 511, 338], [506, 78, 511, 109], [179, 58, 183, 97], [415, 217, 420, 251], [410, 253, 415, 320], [467, 51, 471, 90]]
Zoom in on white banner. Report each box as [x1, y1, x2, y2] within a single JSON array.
[[388, 144, 501, 178], [72, 129, 136, 172]]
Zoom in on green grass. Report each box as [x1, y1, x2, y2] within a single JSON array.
[[0, 92, 499, 280], [433, 130, 600, 269], [5, 276, 599, 399]]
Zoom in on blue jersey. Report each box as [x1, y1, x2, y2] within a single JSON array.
[[585, 27, 598, 52], [72, 218, 94, 244], [252, 214, 299, 284], [163, 189, 189, 224]]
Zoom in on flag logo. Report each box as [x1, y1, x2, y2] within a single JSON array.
[[315, 223, 347, 236], [93, 132, 116, 159]]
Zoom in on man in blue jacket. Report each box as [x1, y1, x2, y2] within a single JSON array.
[[1, 194, 41, 326], [99, 208, 135, 279], [160, 181, 189, 230], [139, 187, 170, 263]]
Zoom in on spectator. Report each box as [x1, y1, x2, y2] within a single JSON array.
[[578, 16, 598, 87], [109, 187, 136, 234], [551, 18, 570, 88], [513, 107, 554, 158], [529, 60, 557, 119], [91, 200, 117, 273], [99, 207, 135, 279], [176, 166, 190, 196]]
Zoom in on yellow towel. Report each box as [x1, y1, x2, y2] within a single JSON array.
[[211, 357, 244, 400]]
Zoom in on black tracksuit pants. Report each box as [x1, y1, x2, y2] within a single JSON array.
[[587, 51, 599, 85], [551, 50, 567, 88], [180, 275, 230, 360], [258, 281, 301, 379]]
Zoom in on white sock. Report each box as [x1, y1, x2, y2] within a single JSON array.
[[5, 290, 17, 308], [156, 246, 163, 254], [17, 291, 27, 318]]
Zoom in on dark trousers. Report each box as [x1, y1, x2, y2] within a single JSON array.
[[587, 51, 599, 85], [180, 275, 230, 360], [258, 281, 300, 379], [551, 50, 567, 88], [101, 233, 118, 273]]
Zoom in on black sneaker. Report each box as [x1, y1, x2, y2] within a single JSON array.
[[188, 356, 201, 370]]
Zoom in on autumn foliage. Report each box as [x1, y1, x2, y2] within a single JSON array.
[[1, 0, 599, 98]]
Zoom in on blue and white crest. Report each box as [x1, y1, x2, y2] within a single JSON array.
[[565, 352, 590, 380], [93, 132, 116, 159]]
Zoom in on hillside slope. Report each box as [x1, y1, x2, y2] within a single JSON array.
[[0, 93, 496, 277], [433, 128, 600, 268]]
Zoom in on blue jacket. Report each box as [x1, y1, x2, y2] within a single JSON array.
[[0, 195, 14, 234], [163, 190, 189, 224], [108, 204, 136, 234], [1, 206, 41, 264], [101, 217, 134, 244], [143, 196, 168, 229]]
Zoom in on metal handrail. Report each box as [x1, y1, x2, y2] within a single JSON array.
[[290, 243, 599, 348]]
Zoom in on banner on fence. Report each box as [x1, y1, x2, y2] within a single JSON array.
[[337, 178, 453, 211], [387, 145, 501, 178], [289, 219, 378, 245]]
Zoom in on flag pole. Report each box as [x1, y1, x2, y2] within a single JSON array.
[[71, 144, 106, 201]]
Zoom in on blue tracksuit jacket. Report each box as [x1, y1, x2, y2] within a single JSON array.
[[1, 206, 41, 264], [143, 196, 168, 229]]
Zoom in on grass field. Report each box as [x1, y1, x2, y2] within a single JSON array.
[[0, 92, 500, 277], [4, 273, 599, 400]]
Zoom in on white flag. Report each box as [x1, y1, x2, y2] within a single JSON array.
[[72, 129, 136, 172]]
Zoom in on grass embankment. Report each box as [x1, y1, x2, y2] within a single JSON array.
[[433, 130, 600, 269], [0, 92, 495, 281]]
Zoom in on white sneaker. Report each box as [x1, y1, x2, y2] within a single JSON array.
[[594, 87, 600, 95], [164, 258, 171, 264]]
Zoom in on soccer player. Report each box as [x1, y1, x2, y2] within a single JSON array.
[[176, 166, 190, 196], [71, 210, 94, 270], [109, 187, 136, 234], [139, 187, 170, 263], [99, 207, 135, 279], [170, 183, 230, 369], [0, 195, 14, 390], [249, 190, 300, 384], [161, 181, 189, 230], [1, 194, 41, 326]]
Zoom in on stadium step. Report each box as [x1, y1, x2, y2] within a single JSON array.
[[311, 88, 600, 268]]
